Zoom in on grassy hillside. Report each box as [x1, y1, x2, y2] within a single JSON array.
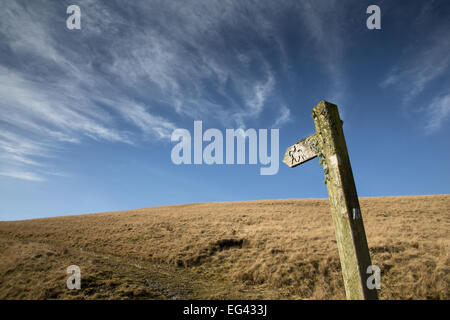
[[0, 195, 449, 299]]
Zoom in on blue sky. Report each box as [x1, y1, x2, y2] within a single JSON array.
[[1, 0, 449, 220]]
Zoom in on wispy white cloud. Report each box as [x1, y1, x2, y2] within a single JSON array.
[[98, 98, 177, 140], [296, 0, 347, 105], [381, 38, 450, 103], [0, 170, 45, 182], [424, 94, 450, 134], [0, 2, 184, 180], [380, 3, 450, 133], [3, 0, 346, 181], [0, 130, 50, 159], [273, 104, 291, 128], [247, 74, 276, 116], [0, 130, 53, 182], [233, 72, 276, 127], [96, 2, 284, 124], [0, 66, 132, 142]]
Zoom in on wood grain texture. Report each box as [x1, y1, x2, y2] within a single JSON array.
[[282, 134, 319, 168], [312, 100, 378, 300]]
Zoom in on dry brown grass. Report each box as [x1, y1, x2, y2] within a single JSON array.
[[0, 195, 449, 299]]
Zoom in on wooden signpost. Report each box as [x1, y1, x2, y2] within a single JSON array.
[[283, 100, 378, 300]]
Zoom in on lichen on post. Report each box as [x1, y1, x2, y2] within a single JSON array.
[[312, 100, 378, 300]]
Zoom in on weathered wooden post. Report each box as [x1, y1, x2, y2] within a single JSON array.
[[283, 100, 378, 300]]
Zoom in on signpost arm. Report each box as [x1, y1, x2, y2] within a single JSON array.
[[312, 100, 378, 300]]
